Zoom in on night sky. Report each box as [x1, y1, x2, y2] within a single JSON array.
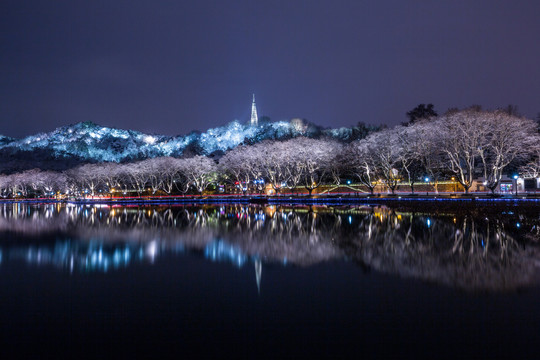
[[1, 0, 539, 138]]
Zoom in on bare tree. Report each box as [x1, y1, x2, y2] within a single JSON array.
[[0, 174, 9, 198], [67, 164, 104, 197], [292, 137, 340, 196], [99, 163, 123, 195], [436, 109, 539, 194], [362, 129, 403, 194], [346, 141, 378, 195], [477, 111, 539, 193], [8, 169, 43, 197], [123, 163, 150, 197], [408, 120, 448, 193], [219, 146, 260, 195], [520, 145, 540, 179], [180, 156, 217, 195], [437, 110, 490, 194], [395, 126, 426, 194], [35, 171, 68, 197], [250, 141, 289, 195], [138, 158, 163, 195], [152, 157, 184, 194]]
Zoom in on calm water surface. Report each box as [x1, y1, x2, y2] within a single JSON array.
[[1, 202, 540, 358]]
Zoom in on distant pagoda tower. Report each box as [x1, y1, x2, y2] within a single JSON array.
[[250, 94, 258, 126]]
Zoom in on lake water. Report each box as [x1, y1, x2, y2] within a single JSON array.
[[0, 202, 539, 358]]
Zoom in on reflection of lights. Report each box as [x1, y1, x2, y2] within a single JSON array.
[[3, 202, 538, 289], [204, 240, 247, 268], [146, 240, 158, 261], [516, 223, 521, 228], [6, 238, 135, 271]]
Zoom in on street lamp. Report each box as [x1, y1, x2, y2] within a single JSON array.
[[513, 175, 519, 196]]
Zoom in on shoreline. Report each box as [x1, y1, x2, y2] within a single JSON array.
[[1, 193, 540, 205]]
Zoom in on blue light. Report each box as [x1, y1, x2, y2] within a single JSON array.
[[424, 177, 429, 182], [513, 175, 519, 180], [204, 240, 247, 268], [348, 216, 352, 224], [347, 180, 351, 185], [426, 218, 431, 228], [516, 222, 521, 228]]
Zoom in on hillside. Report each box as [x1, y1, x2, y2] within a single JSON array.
[[0, 120, 377, 172]]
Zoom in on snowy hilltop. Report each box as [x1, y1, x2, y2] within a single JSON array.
[[0, 119, 378, 172]]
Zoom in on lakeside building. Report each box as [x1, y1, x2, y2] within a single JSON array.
[[472, 175, 540, 194]]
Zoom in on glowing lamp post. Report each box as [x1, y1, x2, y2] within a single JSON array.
[[513, 175, 518, 196]]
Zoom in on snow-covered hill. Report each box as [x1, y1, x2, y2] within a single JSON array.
[[0, 120, 378, 172], [0, 135, 15, 146]]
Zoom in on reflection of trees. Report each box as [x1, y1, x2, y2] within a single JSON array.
[[214, 205, 342, 265], [0, 203, 343, 268], [337, 208, 539, 291], [0, 202, 539, 291]]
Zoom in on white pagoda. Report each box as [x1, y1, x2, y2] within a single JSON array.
[[250, 94, 258, 126]]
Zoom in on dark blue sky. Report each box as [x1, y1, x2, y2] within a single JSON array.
[[1, 0, 539, 138]]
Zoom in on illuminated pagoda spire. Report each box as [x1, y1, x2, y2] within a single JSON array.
[[250, 94, 258, 126]]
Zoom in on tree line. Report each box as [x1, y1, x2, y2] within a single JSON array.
[[1, 108, 539, 198]]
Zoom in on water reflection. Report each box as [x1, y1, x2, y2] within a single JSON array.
[[0, 202, 539, 291]]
